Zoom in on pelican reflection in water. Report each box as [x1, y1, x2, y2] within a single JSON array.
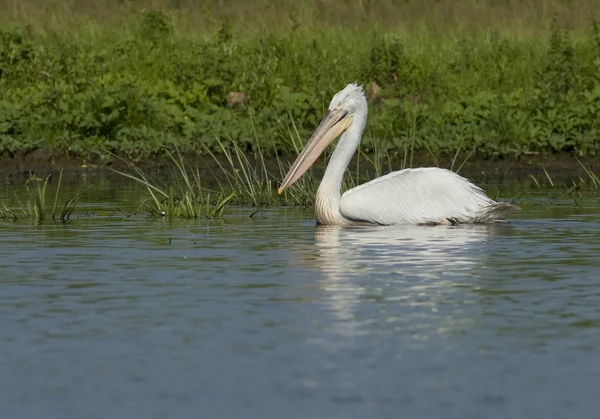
[[279, 83, 519, 226], [313, 224, 495, 277], [308, 224, 502, 339]]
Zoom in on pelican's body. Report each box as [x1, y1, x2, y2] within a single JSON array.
[[278, 83, 518, 226]]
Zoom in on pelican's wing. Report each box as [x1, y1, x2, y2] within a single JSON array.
[[339, 167, 513, 225]]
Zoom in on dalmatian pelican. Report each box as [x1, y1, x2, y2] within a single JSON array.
[[278, 83, 518, 226]]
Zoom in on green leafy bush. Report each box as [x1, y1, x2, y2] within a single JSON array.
[[1, 12, 600, 159]]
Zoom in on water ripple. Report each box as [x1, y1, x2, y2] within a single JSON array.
[[0, 201, 599, 419]]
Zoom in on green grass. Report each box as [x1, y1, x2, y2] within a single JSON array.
[[1, 0, 597, 37], [1, 1, 600, 163], [527, 157, 600, 204], [203, 138, 277, 208], [109, 149, 235, 219], [0, 170, 90, 222], [110, 143, 600, 220], [577, 157, 600, 189], [110, 128, 410, 218]]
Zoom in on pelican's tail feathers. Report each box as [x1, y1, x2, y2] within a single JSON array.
[[476, 201, 520, 223]]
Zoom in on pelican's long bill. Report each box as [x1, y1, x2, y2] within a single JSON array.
[[278, 109, 353, 194]]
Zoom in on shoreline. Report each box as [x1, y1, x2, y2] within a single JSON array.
[[1, 148, 596, 184]]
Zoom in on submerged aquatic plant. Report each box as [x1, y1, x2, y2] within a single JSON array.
[[0, 170, 89, 222]]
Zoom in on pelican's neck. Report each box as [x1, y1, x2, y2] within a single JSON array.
[[315, 103, 367, 225]]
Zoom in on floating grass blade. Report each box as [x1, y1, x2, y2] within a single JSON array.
[[52, 169, 64, 217], [58, 185, 92, 221], [577, 158, 600, 189], [542, 167, 555, 187], [0, 203, 18, 220], [33, 174, 51, 222], [207, 191, 236, 219], [530, 174, 542, 189]]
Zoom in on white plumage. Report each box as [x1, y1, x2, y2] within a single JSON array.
[[279, 83, 518, 226], [340, 167, 510, 225]]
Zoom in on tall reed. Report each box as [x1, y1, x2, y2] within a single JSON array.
[[0, 170, 89, 222], [109, 149, 235, 219]]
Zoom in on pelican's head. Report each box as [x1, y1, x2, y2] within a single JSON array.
[[328, 82, 367, 115], [278, 83, 366, 195]]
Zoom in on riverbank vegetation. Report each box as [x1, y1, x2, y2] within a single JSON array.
[[0, 170, 89, 222], [113, 146, 598, 220], [1, 144, 599, 221], [1, 0, 600, 165]]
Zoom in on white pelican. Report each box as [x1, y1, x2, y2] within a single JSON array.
[[278, 83, 519, 226]]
